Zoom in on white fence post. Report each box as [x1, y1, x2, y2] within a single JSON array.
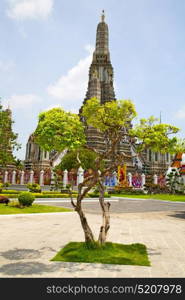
[[128, 172, 132, 187], [12, 170, 16, 184], [4, 171, 8, 183], [39, 170, 44, 186], [63, 170, 68, 188], [77, 166, 84, 186], [29, 170, 34, 184], [141, 173, 146, 188], [20, 170, 25, 185], [153, 174, 158, 185]]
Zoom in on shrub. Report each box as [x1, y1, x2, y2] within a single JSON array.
[[109, 186, 144, 195], [1, 190, 20, 194], [18, 192, 35, 207], [0, 182, 10, 192], [33, 193, 78, 198], [66, 184, 71, 190], [4, 182, 10, 188], [88, 192, 111, 198], [144, 183, 170, 194], [27, 183, 41, 193]]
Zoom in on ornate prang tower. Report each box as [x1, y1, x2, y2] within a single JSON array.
[[83, 10, 116, 104], [84, 11, 115, 104], [80, 11, 116, 152]]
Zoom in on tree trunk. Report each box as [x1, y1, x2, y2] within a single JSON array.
[[98, 182, 111, 245], [76, 202, 95, 243]]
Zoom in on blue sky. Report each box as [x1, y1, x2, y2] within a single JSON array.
[[1, 0, 185, 159]]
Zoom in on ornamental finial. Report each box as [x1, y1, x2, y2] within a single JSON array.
[[101, 10, 105, 22]]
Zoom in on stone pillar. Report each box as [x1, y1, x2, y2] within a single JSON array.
[[20, 170, 25, 185], [29, 170, 34, 184], [141, 173, 146, 188], [63, 170, 68, 188], [128, 172, 132, 187], [4, 171, 8, 183], [77, 166, 84, 186], [153, 174, 158, 185], [12, 170, 16, 184], [39, 170, 44, 186]]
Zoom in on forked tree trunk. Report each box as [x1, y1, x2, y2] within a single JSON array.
[[98, 182, 111, 245], [76, 202, 95, 243]]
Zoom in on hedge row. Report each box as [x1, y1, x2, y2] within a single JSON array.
[[0, 190, 20, 194], [0, 193, 78, 199], [1, 190, 79, 195], [42, 190, 78, 194]]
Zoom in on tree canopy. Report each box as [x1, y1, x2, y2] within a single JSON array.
[[56, 148, 99, 171], [130, 116, 179, 154], [34, 108, 86, 152]]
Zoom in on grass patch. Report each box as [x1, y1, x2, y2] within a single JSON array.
[[0, 203, 72, 214], [51, 242, 150, 266], [113, 194, 185, 202]]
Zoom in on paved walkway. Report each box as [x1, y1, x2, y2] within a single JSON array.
[[0, 210, 185, 277]]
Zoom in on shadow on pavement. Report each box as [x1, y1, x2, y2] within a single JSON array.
[[168, 211, 185, 220], [0, 261, 62, 276], [0, 249, 41, 260]]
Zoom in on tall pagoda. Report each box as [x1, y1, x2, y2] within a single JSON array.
[[82, 10, 116, 105], [80, 11, 118, 153], [80, 11, 136, 171]]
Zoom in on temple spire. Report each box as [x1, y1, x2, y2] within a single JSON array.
[[95, 11, 109, 55], [101, 10, 105, 22]]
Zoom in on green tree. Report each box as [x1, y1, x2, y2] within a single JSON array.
[[130, 116, 179, 153], [34, 98, 180, 245], [0, 101, 20, 167], [173, 138, 185, 153], [57, 148, 98, 171]]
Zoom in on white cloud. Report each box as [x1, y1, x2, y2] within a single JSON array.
[[3, 94, 42, 110], [6, 0, 54, 20], [47, 45, 94, 110], [175, 106, 185, 119]]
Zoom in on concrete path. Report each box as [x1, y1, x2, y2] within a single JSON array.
[[0, 210, 185, 278]]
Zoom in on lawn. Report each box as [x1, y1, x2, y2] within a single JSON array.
[[113, 194, 185, 202], [0, 203, 72, 214], [51, 241, 150, 266]]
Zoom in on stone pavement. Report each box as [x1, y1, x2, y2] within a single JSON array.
[[0, 210, 185, 278]]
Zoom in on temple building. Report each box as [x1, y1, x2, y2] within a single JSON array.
[[24, 11, 172, 175], [24, 134, 50, 170]]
